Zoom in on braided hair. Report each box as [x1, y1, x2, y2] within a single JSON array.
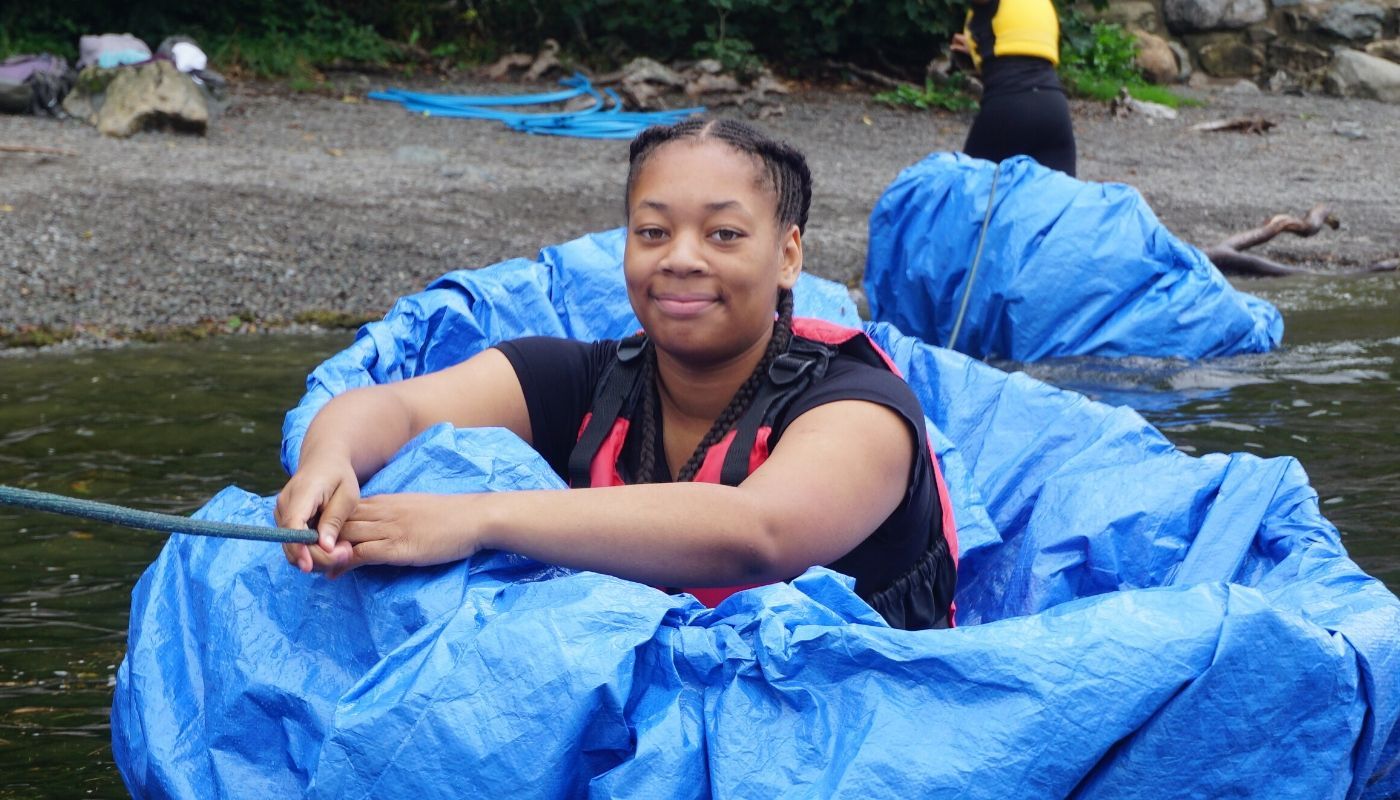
[[626, 118, 811, 235], [625, 119, 812, 483]]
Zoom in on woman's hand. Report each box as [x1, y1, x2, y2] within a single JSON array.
[[275, 459, 361, 575], [950, 32, 971, 56], [327, 493, 483, 579]]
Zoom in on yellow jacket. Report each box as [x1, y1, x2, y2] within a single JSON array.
[[964, 0, 1060, 70]]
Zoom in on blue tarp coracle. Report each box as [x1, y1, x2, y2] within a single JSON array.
[[864, 153, 1285, 361], [113, 229, 1400, 798]]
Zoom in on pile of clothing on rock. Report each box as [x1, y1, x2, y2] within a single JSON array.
[[1, 34, 226, 137]]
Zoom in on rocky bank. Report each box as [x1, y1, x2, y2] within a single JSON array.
[[0, 73, 1397, 348]]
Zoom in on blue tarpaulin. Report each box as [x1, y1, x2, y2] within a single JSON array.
[[113, 229, 1400, 798], [864, 153, 1285, 361]]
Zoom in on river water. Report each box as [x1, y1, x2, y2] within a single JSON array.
[[0, 272, 1396, 797]]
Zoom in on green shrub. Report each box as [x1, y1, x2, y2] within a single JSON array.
[[0, 5, 84, 60], [0, 0, 393, 77], [874, 76, 978, 112], [0, 0, 964, 77], [443, 0, 964, 73], [1059, 10, 1140, 86], [1057, 7, 1194, 106], [205, 3, 393, 77]]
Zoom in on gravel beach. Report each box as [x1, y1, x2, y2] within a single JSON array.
[[1, 74, 1397, 345]]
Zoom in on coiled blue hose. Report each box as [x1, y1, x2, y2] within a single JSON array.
[[370, 73, 704, 139]]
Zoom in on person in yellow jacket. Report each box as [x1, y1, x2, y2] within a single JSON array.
[[951, 0, 1077, 176]]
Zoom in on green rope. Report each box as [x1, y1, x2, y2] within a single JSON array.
[[0, 484, 316, 544]]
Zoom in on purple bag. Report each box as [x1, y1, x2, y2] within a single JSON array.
[[0, 53, 67, 83], [0, 54, 76, 116]]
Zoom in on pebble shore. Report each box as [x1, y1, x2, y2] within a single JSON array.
[[2, 75, 1397, 348]]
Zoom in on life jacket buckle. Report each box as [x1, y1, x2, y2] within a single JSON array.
[[616, 335, 647, 363], [768, 351, 816, 385]]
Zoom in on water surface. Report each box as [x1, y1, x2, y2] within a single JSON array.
[[1019, 272, 1399, 587], [0, 334, 349, 798]]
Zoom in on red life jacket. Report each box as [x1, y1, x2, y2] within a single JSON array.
[[567, 318, 959, 614]]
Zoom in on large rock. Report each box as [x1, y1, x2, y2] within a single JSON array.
[[1195, 34, 1268, 75], [1318, 1, 1386, 40], [1133, 29, 1182, 83], [1165, 0, 1269, 33], [64, 60, 207, 137], [1326, 47, 1400, 100]]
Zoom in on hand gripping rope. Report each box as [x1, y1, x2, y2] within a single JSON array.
[[0, 484, 315, 544]]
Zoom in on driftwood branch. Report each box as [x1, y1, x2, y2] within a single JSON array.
[[1205, 204, 1396, 275], [824, 60, 904, 90], [0, 144, 78, 156], [1191, 116, 1277, 135], [481, 53, 533, 80], [1217, 204, 1338, 252], [481, 40, 563, 82]]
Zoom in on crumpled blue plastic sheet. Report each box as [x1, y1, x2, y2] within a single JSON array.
[[113, 229, 1400, 798], [864, 153, 1285, 362]]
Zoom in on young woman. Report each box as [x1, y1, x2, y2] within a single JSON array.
[[276, 119, 956, 630], [952, 0, 1077, 177]]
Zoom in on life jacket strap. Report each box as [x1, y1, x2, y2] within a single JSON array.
[[718, 340, 832, 486], [568, 334, 647, 488]]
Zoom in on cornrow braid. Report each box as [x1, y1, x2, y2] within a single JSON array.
[[626, 118, 812, 233], [670, 287, 795, 483], [634, 346, 661, 483]]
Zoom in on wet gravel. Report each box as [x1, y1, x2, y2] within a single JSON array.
[[1, 74, 1396, 346]]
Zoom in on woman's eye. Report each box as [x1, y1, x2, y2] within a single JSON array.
[[636, 227, 666, 241], [711, 229, 742, 243]]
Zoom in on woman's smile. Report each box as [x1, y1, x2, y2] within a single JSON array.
[[652, 291, 720, 318]]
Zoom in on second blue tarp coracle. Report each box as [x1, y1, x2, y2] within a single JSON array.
[[865, 153, 1285, 361]]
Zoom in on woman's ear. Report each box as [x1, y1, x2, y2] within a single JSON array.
[[778, 224, 803, 289]]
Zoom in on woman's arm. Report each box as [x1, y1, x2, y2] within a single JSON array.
[[277, 347, 531, 571], [321, 399, 917, 586]]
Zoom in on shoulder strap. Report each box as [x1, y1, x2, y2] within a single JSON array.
[[717, 336, 834, 486], [567, 335, 647, 488]]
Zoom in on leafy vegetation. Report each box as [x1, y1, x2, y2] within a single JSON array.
[[1, 0, 1193, 109], [1057, 8, 1196, 107], [1059, 11, 1140, 87], [203, 5, 393, 80], [874, 76, 978, 113], [0, 0, 965, 78], [0, 1, 395, 78], [0, 325, 77, 349]]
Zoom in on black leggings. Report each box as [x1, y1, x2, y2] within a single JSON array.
[[963, 87, 1077, 177]]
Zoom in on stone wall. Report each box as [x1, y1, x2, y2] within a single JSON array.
[[1090, 0, 1400, 101]]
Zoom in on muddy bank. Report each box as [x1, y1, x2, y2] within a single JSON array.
[[1, 75, 1397, 347]]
